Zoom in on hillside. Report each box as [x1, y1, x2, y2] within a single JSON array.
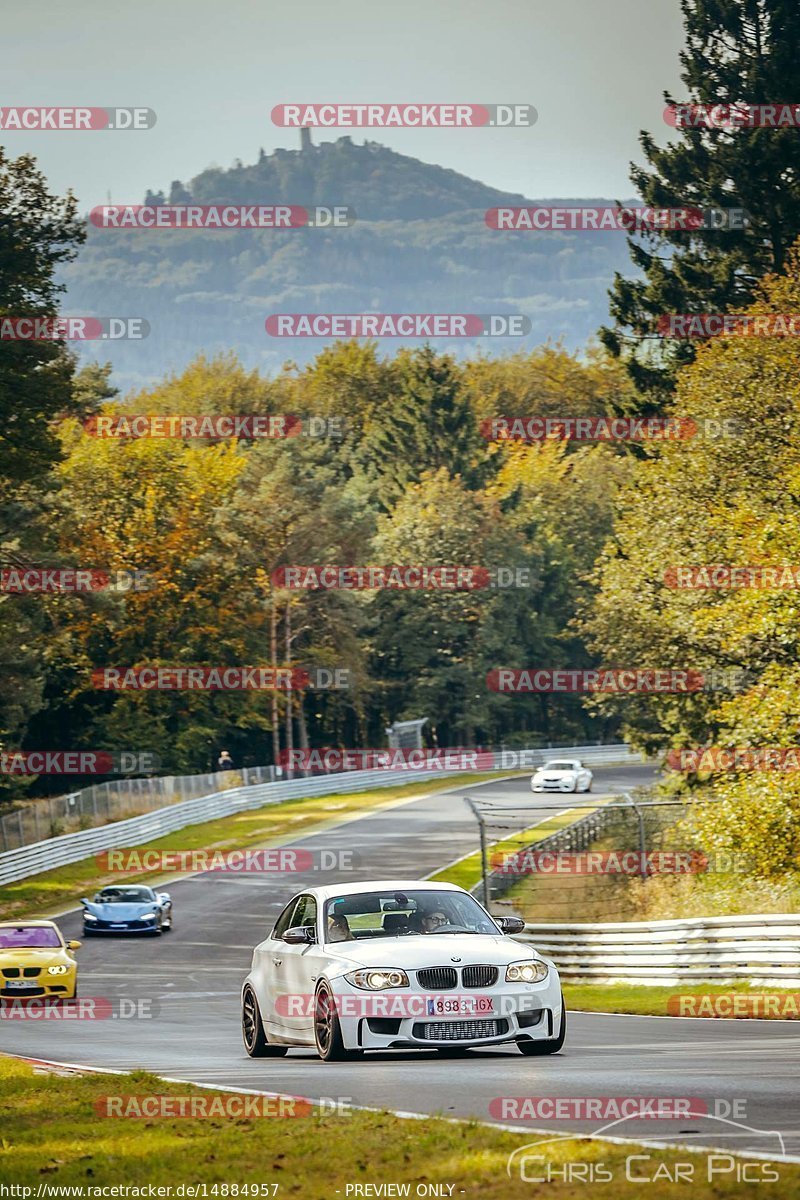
[[63, 135, 637, 387]]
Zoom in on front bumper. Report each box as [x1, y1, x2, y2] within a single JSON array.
[[84, 919, 159, 933], [0, 971, 77, 999], [332, 979, 562, 1050]]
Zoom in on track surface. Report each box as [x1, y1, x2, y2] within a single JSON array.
[[2, 764, 799, 1160]]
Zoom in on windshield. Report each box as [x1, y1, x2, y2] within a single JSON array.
[[543, 761, 578, 771], [323, 889, 499, 941], [0, 926, 62, 949], [96, 887, 155, 903]]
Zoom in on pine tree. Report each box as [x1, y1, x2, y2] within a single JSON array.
[[360, 347, 483, 507], [600, 0, 800, 408]]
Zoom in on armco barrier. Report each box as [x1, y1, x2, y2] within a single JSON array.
[[0, 743, 636, 886], [519, 914, 800, 986]]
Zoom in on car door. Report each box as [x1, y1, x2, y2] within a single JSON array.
[[256, 896, 300, 1034], [280, 894, 320, 1040]]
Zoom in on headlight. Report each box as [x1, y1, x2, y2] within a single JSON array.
[[141, 912, 158, 920], [83, 913, 98, 922], [506, 960, 549, 983], [345, 969, 409, 990], [47, 964, 68, 975]]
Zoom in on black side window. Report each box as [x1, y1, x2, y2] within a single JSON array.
[[272, 898, 299, 939]]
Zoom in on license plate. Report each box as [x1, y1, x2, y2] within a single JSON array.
[[425, 996, 494, 1018], [5, 980, 36, 990]]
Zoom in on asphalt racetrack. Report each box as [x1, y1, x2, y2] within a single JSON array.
[[2, 763, 799, 1161]]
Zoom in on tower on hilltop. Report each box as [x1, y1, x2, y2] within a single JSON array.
[[300, 127, 313, 152]]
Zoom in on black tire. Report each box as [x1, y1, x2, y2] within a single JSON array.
[[314, 983, 350, 1061], [518, 997, 566, 1056], [242, 984, 288, 1057]]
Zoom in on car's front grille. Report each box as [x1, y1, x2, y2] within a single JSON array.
[[417, 967, 458, 990], [1, 969, 20, 978], [1, 985, 45, 997], [413, 1018, 507, 1041], [462, 965, 498, 988]]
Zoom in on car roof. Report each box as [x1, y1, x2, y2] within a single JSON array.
[[293, 880, 467, 902]]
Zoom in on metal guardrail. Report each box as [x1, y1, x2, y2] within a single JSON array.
[[0, 743, 636, 886], [519, 914, 800, 986]]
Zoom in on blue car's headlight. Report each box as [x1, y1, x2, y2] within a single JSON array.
[[141, 913, 157, 921], [83, 913, 98, 922]]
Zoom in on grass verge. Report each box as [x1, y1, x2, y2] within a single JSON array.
[[564, 982, 800, 1018], [1, 1054, 796, 1196], [0, 773, 500, 923]]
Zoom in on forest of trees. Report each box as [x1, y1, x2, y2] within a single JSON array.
[[3, 1, 800, 884]]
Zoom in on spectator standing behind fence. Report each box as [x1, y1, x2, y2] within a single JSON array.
[[217, 750, 235, 772]]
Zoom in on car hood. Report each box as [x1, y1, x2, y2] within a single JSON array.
[[83, 902, 156, 919], [534, 767, 576, 777], [323, 934, 538, 969], [0, 947, 70, 965]]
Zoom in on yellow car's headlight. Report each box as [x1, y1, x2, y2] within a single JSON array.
[[47, 964, 69, 975], [506, 960, 549, 983], [345, 969, 409, 990]]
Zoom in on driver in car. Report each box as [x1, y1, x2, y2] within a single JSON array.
[[327, 912, 354, 942], [420, 909, 449, 933]]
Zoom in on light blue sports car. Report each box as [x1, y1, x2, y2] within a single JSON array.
[[81, 885, 173, 936]]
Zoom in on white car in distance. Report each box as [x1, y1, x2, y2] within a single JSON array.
[[241, 880, 564, 1061], [530, 758, 593, 793]]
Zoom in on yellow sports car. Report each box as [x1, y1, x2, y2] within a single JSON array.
[[0, 921, 80, 1000]]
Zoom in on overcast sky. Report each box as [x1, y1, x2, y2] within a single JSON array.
[[4, 0, 685, 207]]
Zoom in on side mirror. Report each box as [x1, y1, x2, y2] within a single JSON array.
[[283, 926, 315, 945], [79, 898, 89, 906], [158, 892, 171, 903], [496, 916, 526, 934], [67, 940, 81, 950]]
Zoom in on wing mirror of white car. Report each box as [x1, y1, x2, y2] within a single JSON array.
[[496, 916, 526, 934], [158, 892, 171, 903], [283, 926, 316, 945]]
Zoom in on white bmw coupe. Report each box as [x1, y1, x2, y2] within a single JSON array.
[[531, 758, 593, 793], [241, 879, 565, 1061]]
